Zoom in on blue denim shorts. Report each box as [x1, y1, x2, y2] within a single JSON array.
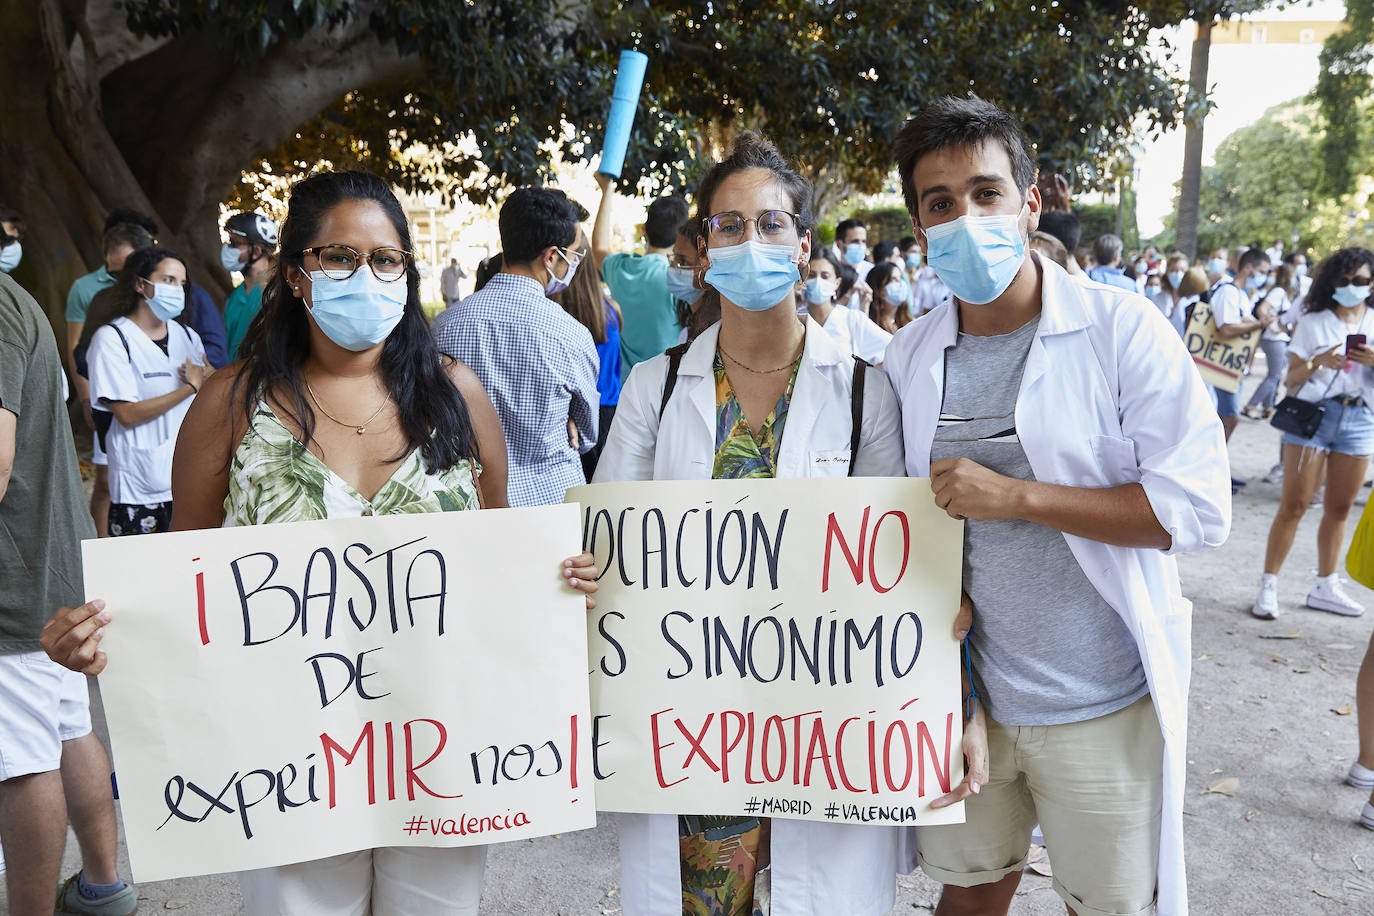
[[1213, 385, 1240, 418], [1281, 399, 1374, 456]]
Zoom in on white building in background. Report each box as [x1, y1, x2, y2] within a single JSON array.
[[1136, 0, 1351, 237]]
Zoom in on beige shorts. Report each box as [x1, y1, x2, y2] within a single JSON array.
[[916, 694, 1164, 916]]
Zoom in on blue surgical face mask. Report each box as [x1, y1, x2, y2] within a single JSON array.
[[904, 252, 923, 269], [1167, 270, 1185, 289], [921, 211, 1027, 306], [1208, 257, 1227, 276], [804, 276, 837, 305], [0, 240, 21, 273], [885, 278, 910, 305], [1295, 263, 1308, 279], [307, 269, 408, 351], [221, 244, 246, 272], [666, 265, 704, 304], [1334, 284, 1371, 309], [704, 240, 801, 312], [1246, 272, 1268, 291], [144, 281, 185, 321], [843, 242, 866, 266]]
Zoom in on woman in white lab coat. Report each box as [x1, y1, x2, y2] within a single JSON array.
[[595, 131, 983, 916], [86, 245, 209, 536]]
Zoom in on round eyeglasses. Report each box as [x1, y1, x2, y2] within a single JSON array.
[[702, 210, 801, 245], [299, 245, 412, 281]]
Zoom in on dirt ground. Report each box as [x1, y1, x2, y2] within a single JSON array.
[[7, 366, 1374, 914]]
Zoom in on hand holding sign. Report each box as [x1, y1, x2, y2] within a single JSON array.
[[40, 599, 112, 675]]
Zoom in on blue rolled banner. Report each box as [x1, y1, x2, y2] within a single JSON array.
[[598, 50, 650, 178]]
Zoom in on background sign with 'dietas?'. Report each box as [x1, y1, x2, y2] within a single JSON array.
[[1185, 300, 1262, 394], [567, 478, 967, 828], [82, 505, 593, 882]]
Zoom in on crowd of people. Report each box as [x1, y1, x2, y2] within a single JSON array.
[[1, 91, 1373, 916]]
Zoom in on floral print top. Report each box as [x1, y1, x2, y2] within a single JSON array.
[[710, 352, 800, 480], [224, 402, 481, 526]]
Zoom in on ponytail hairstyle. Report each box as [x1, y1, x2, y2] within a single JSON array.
[[693, 131, 815, 246], [233, 170, 478, 472], [113, 245, 190, 329]]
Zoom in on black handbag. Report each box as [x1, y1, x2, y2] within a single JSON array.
[[1270, 396, 1325, 438], [1270, 367, 1339, 438]]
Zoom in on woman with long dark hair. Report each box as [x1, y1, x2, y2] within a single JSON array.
[[1254, 247, 1374, 620], [804, 246, 891, 363], [86, 245, 209, 536], [42, 170, 600, 913], [865, 261, 912, 333], [554, 227, 622, 478]]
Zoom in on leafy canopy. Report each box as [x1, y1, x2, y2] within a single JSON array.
[[124, 1, 1197, 217]]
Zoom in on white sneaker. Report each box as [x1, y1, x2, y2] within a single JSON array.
[[1262, 463, 1284, 484], [1252, 575, 1280, 620], [1349, 761, 1374, 790], [1306, 574, 1366, 617]]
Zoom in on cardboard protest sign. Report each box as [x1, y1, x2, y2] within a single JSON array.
[[1185, 299, 1261, 393], [567, 478, 967, 827], [83, 505, 592, 882]]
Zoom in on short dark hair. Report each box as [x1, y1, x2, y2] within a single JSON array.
[[873, 241, 898, 264], [645, 195, 690, 249], [499, 188, 581, 264], [899, 235, 919, 252], [894, 95, 1037, 223], [835, 218, 866, 244], [1238, 248, 1270, 272], [103, 222, 153, 256], [1305, 247, 1374, 314], [1037, 210, 1082, 252], [694, 131, 813, 238], [104, 208, 158, 237]]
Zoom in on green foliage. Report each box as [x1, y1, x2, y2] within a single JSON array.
[[851, 207, 915, 245], [1166, 99, 1374, 256], [119, 0, 1200, 217], [1314, 0, 1374, 196]]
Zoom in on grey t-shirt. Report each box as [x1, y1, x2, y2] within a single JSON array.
[[931, 316, 1148, 726]]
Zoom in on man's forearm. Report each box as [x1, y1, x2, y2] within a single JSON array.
[[1012, 480, 1171, 550]]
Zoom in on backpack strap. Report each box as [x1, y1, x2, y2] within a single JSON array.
[[110, 322, 132, 362], [848, 356, 868, 478], [658, 343, 691, 419]]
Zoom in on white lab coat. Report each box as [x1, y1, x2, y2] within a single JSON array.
[[883, 254, 1230, 916], [88, 316, 205, 504], [594, 318, 908, 916]]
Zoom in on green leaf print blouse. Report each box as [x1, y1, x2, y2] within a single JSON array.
[[224, 403, 482, 526]]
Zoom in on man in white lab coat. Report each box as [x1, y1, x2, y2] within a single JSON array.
[[884, 96, 1230, 916]]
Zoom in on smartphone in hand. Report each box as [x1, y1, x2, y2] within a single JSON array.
[[1348, 333, 1367, 355]]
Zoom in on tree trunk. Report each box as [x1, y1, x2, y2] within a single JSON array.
[[1175, 17, 1213, 261], [0, 1, 425, 327], [0, 0, 174, 335]]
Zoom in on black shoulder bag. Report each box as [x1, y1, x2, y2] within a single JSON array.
[[1271, 368, 1338, 439]]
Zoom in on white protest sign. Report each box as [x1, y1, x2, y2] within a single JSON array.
[[568, 478, 967, 827], [1185, 300, 1261, 393], [83, 505, 593, 882]]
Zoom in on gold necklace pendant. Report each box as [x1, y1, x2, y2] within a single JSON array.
[[305, 377, 388, 435]]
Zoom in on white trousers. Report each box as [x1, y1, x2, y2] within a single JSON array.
[[237, 845, 486, 916]]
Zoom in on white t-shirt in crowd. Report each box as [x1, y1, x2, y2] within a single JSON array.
[[911, 268, 951, 317], [88, 315, 205, 504], [818, 305, 893, 364], [1149, 288, 1193, 338], [1258, 287, 1294, 342], [1210, 282, 1254, 329], [1287, 306, 1374, 402]]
